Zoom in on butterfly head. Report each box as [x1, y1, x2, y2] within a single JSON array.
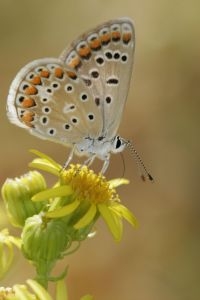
[[111, 136, 128, 153]]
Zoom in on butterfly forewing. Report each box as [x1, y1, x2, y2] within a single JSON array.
[[59, 18, 135, 139], [7, 58, 103, 145]]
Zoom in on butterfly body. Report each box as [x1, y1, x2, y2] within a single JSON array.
[[7, 18, 136, 173]]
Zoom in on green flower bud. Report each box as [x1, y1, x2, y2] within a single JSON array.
[[22, 214, 71, 282], [2, 171, 47, 227]]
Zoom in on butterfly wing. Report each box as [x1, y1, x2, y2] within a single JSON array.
[[59, 17, 135, 140], [7, 58, 103, 147]]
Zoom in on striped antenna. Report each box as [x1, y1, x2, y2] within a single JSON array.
[[126, 140, 154, 182]]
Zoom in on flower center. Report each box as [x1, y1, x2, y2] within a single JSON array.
[[61, 164, 119, 204]]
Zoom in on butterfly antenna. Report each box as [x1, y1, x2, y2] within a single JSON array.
[[126, 141, 154, 182]]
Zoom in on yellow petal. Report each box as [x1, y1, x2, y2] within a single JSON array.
[[74, 204, 97, 229], [98, 203, 122, 242], [29, 158, 60, 176], [32, 186, 73, 202], [108, 178, 129, 189], [111, 203, 138, 227], [46, 199, 80, 218], [30, 149, 61, 169]]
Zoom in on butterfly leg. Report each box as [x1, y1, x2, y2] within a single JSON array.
[[83, 154, 96, 168], [100, 154, 110, 174], [63, 145, 76, 169]]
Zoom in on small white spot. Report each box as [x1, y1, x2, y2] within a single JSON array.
[[71, 117, 79, 124], [121, 53, 128, 63], [40, 116, 49, 125], [63, 104, 76, 113], [41, 97, 49, 103], [87, 33, 98, 43], [113, 51, 121, 60], [95, 55, 105, 66], [122, 23, 132, 32], [88, 113, 95, 121], [47, 128, 56, 136], [111, 24, 120, 31], [80, 92, 88, 102], [99, 27, 109, 35], [76, 42, 87, 50], [51, 81, 60, 90], [47, 64, 59, 70], [63, 123, 71, 130], [65, 84, 74, 93], [35, 66, 45, 73], [26, 72, 35, 81], [46, 87, 53, 94], [42, 106, 51, 114], [89, 69, 99, 79]]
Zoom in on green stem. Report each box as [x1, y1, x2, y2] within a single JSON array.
[[35, 260, 56, 289]]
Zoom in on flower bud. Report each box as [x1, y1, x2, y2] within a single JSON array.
[[22, 214, 70, 268], [2, 171, 47, 227]]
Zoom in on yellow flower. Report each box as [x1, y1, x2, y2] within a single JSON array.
[[30, 150, 138, 242]]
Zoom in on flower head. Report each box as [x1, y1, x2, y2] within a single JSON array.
[[30, 150, 138, 242]]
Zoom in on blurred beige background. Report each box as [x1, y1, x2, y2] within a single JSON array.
[[0, 0, 200, 299]]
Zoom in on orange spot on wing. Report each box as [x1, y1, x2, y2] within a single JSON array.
[[21, 111, 35, 127], [24, 86, 38, 95], [100, 33, 111, 44], [68, 56, 81, 69], [54, 67, 64, 78], [123, 32, 132, 43], [89, 38, 101, 50], [78, 46, 91, 58], [112, 31, 121, 41], [66, 71, 77, 80], [40, 70, 50, 78], [31, 76, 41, 85], [21, 98, 36, 108]]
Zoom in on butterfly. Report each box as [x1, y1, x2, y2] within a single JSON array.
[[7, 17, 153, 180]]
